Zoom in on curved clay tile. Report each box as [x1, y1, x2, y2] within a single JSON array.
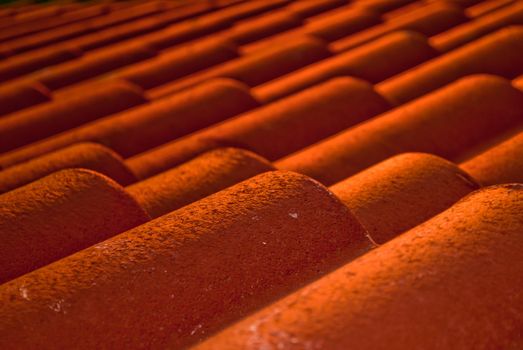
[[351, 0, 420, 13], [241, 7, 381, 54], [466, 0, 516, 17], [0, 142, 137, 194], [0, 6, 111, 55], [277, 75, 523, 185], [0, 82, 51, 117], [330, 3, 467, 52], [0, 171, 371, 349], [0, 81, 147, 153], [0, 168, 149, 284], [0, 78, 258, 169], [149, 36, 331, 98], [285, 0, 346, 18], [128, 77, 390, 179], [223, 11, 303, 45], [113, 39, 238, 90], [377, 26, 523, 105], [0, 46, 82, 83], [330, 152, 479, 244], [32, 43, 157, 90], [254, 30, 437, 103], [127, 147, 274, 218], [137, 0, 291, 51], [430, 1, 523, 52], [195, 184, 523, 350], [461, 130, 523, 185]]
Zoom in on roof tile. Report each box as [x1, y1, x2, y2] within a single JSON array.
[[0, 170, 370, 349], [0, 142, 137, 193], [196, 184, 523, 349], [129, 77, 390, 178], [128, 147, 274, 218], [277, 74, 523, 185], [0, 80, 147, 153], [0, 168, 149, 284], [330, 152, 479, 243], [0, 81, 51, 117]]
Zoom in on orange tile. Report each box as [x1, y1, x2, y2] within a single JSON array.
[[431, 1, 523, 52], [378, 26, 523, 105], [0, 78, 258, 169], [277, 75, 523, 185], [0, 168, 149, 284], [0, 81, 147, 153], [331, 2, 467, 52], [128, 147, 274, 218], [0, 171, 370, 349], [0, 142, 137, 194], [0, 81, 51, 117], [149, 36, 331, 98], [461, 129, 523, 185], [196, 184, 523, 349], [129, 77, 390, 179], [254, 30, 437, 103], [331, 152, 478, 243]]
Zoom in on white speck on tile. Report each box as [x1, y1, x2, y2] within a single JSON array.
[[262, 241, 267, 245], [49, 299, 66, 314], [190, 324, 202, 336], [19, 286, 30, 301], [289, 212, 298, 219]]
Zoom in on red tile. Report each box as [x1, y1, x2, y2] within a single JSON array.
[[0, 78, 258, 169], [195, 184, 523, 349], [330, 152, 478, 243], [127, 147, 274, 218], [430, 1, 523, 52], [33, 43, 157, 90], [0, 142, 137, 194], [466, 0, 516, 17], [0, 82, 51, 117], [149, 36, 331, 98], [0, 46, 82, 83], [331, 2, 468, 52], [285, 0, 347, 18], [277, 75, 523, 185], [114, 39, 238, 90], [223, 11, 303, 45], [129, 77, 390, 179], [0, 168, 149, 284], [0, 171, 370, 349], [461, 129, 523, 185], [254, 30, 437, 103], [241, 7, 381, 54], [0, 81, 147, 153], [351, 0, 419, 13], [377, 26, 523, 105]]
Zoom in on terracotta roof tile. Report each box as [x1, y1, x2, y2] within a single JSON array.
[[0, 171, 370, 349], [430, 0, 523, 52], [330, 2, 468, 52], [330, 152, 479, 243], [377, 26, 523, 104], [0, 142, 136, 193], [241, 7, 382, 54], [149, 35, 331, 98], [254, 30, 437, 103], [196, 184, 523, 349], [129, 77, 390, 178], [461, 129, 523, 185], [0, 78, 258, 168], [0, 168, 149, 284], [127, 147, 274, 218], [0, 81, 51, 116], [0, 80, 147, 153], [277, 74, 523, 185], [0, 1, 522, 347]]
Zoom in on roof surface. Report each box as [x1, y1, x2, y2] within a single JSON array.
[[0, 0, 522, 349]]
